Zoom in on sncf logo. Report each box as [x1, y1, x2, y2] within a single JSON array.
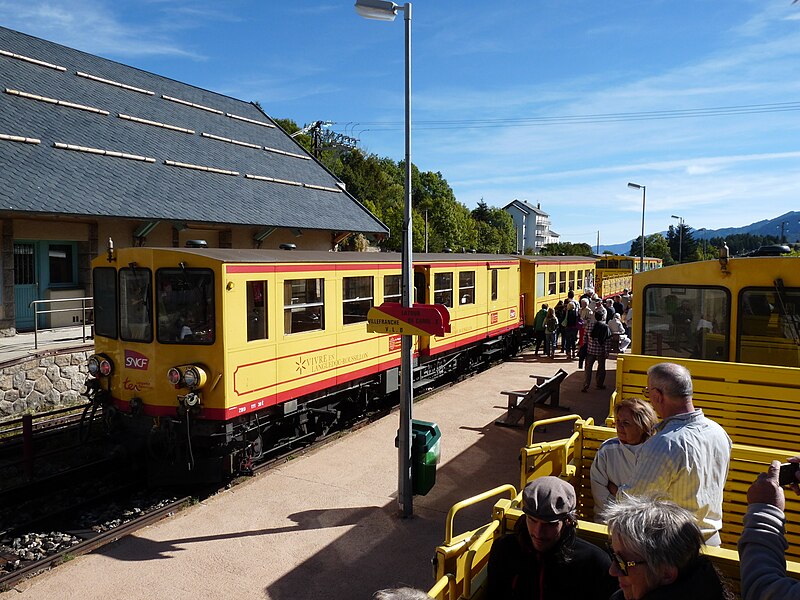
[[124, 349, 149, 370]]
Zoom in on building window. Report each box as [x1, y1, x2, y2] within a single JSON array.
[[48, 243, 75, 285], [491, 269, 499, 301], [284, 278, 324, 334], [343, 276, 373, 325], [14, 243, 35, 285], [384, 275, 401, 303], [459, 271, 475, 305], [434, 272, 453, 307], [247, 281, 268, 341]]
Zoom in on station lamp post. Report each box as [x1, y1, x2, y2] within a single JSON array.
[[355, 0, 415, 517], [627, 182, 646, 272], [671, 215, 685, 263]]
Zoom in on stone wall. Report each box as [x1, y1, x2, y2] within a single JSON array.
[[0, 350, 91, 418]]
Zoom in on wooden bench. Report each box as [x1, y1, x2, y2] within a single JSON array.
[[606, 354, 800, 451], [431, 416, 800, 600], [495, 369, 568, 428]]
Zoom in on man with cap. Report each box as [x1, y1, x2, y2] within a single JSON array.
[[486, 477, 618, 600]]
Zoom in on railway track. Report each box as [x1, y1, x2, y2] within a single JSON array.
[[0, 496, 190, 591]]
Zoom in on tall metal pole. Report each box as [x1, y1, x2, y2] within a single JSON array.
[[398, 2, 414, 518], [640, 186, 646, 272]]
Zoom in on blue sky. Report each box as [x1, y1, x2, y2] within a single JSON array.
[[2, 0, 799, 246]]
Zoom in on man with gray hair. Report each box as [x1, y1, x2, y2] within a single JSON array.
[[604, 495, 731, 599], [616, 362, 732, 545]]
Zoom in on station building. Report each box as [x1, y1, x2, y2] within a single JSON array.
[[0, 26, 388, 332]]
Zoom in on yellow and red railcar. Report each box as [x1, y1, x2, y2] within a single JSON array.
[[85, 247, 523, 479]]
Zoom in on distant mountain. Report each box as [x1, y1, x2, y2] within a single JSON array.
[[598, 211, 800, 254]]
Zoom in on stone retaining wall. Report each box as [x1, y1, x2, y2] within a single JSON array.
[[0, 350, 91, 418]]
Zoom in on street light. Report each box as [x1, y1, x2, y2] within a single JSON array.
[[697, 228, 707, 260], [671, 215, 684, 263], [355, 0, 415, 517], [627, 182, 646, 272]]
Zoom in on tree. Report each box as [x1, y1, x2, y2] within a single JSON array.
[[666, 224, 697, 263], [472, 202, 516, 253], [540, 242, 594, 256], [630, 233, 673, 265]]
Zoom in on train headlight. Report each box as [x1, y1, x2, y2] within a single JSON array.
[[182, 366, 207, 390], [88, 354, 113, 377], [167, 367, 182, 386]]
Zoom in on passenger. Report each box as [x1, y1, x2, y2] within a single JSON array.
[[562, 302, 580, 360], [739, 458, 800, 600], [608, 312, 631, 352], [620, 289, 631, 312], [590, 398, 659, 520], [554, 300, 566, 352], [544, 307, 559, 359], [581, 311, 612, 392], [604, 495, 733, 600], [577, 297, 593, 367], [624, 304, 633, 337], [616, 362, 732, 545], [373, 587, 430, 600], [533, 303, 548, 356], [605, 298, 616, 323], [486, 477, 618, 600], [613, 295, 624, 318]]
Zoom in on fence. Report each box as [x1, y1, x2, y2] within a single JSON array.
[[28, 296, 93, 349]]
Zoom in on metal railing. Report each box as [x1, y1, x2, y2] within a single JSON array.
[[28, 296, 93, 349]]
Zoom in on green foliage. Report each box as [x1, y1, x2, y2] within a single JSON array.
[[313, 145, 515, 253], [705, 233, 780, 256], [541, 242, 594, 256], [629, 233, 674, 264]]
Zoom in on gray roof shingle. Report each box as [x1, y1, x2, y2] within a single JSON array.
[[0, 27, 388, 234]]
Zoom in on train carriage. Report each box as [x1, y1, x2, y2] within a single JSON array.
[[630, 254, 799, 366], [595, 254, 662, 299], [87, 246, 527, 479]]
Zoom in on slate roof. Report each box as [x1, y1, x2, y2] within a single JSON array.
[[503, 199, 549, 217], [0, 27, 388, 235]]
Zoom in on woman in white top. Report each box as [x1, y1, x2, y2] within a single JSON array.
[[590, 397, 658, 521]]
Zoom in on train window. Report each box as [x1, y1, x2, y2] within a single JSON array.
[[577, 270, 584, 292], [434, 272, 453, 307], [247, 281, 268, 342], [620, 260, 634, 270], [642, 285, 729, 361], [384, 275, 401, 303], [739, 287, 800, 368], [459, 271, 475, 305], [343, 276, 373, 325], [548, 272, 556, 295], [284, 278, 324, 334], [155, 268, 215, 344], [119, 267, 153, 343], [568, 271, 575, 292], [491, 269, 499, 301], [536, 272, 545, 298], [559, 271, 566, 294], [93, 267, 117, 339]]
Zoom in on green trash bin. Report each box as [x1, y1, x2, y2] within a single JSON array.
[[411, 419, 441, 496]]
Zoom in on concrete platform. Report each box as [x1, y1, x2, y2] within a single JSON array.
[[7, 350, 617, 600], [0, 326, 93, 364]]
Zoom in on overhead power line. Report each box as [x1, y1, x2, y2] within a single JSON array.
[[348, 100, 800, 132]]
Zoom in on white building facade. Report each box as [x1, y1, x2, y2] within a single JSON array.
[[503, 199, 560, 254]]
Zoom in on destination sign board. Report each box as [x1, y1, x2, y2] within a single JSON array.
[[367, 302, 451, 337]]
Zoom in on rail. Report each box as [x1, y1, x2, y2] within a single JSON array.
[[28, 296, 93, 349]]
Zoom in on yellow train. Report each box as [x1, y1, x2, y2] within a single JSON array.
[[630, 254, 799, 367], [83, 245, 597, 479], [595, 254, 662, 299]]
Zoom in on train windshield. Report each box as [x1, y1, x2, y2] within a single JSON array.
[[641, 285, 730, 361], [739, 287, 800, 367], [156, 268, 215, 344], [119, 268, 153, 342], [93, 267, 118, 339]]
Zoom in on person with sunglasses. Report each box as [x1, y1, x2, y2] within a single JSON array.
[[604, 494, 733, 600], [616, 362, 731, 545], [486, 477, 618, 600]]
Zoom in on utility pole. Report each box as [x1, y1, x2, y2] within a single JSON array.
[[596, 231, 600, 255]]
